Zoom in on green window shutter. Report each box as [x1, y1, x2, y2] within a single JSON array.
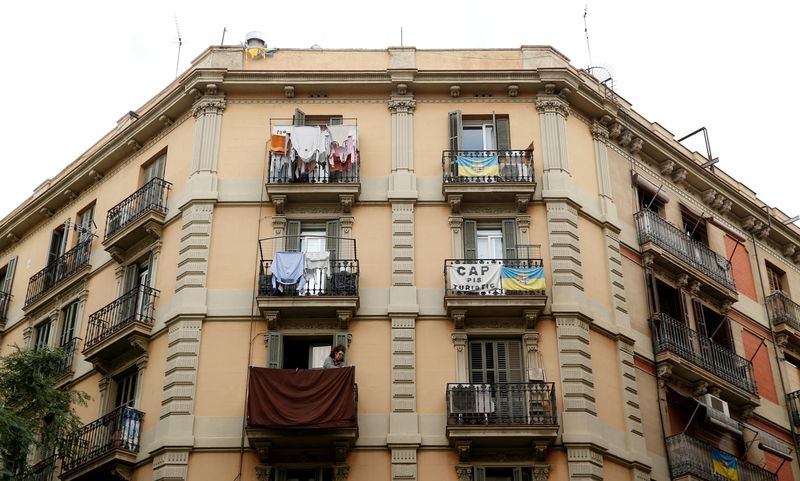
[[144, 154, 167, 183], [512, 467, 523, 481], [124, 264, 139, 292], [1, 256, 17, 295], [469, 340, 486, 383], [501, 219, 517, 259], [463, 220, 477, 260], [267, 332, 283, 368], [473, 466, 486, 481], [334, 332, 349, 363], [326, 220, 340, 260], [448, 110, 463, 152], [285, 220, 302, 252], [496, 117, 511, 151], [293, 108, 306, 126]]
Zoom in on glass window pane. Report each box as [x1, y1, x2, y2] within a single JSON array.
[[477, 238, 489, 259], [463, 127, 484, 150], [311, 345, 331, 369], [484, 125, 495, 150]]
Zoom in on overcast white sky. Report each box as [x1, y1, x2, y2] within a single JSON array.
[[1, 1, 798, 221]]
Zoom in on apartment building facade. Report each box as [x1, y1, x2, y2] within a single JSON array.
[[0, 44, 798, 481]]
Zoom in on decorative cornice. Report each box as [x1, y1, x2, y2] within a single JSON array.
[[388, 97, 416, 114], [591, 122, 609, 142], [535, 97, 569, 118]]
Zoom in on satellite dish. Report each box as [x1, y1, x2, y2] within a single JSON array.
[[586, 64, 618, 98]]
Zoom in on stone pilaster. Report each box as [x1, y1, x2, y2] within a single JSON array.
[[449, 216, 464, 259], [391, 447, 417, 481], [152, 449, 190, 481], [557, 317, 595, 414], [617, 337, 645, 442], [388, 203, 418, 313], [188, 86, 225, 199], [452, 332, 468, 383], [388, 97, 417, 199], [547, 201, 584, 294], [523, 331, 541, 376], [535, 96, 571, 194], [591, 122, 615, 218], [175, 202, 214, 293], [604, 229, 630, 328], [567, 446, 604, 481]]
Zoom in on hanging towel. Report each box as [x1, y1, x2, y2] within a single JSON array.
[[327, 125, 356, 145], [270, 134, 288, 154], [305, 251, 331, 280], [292, 126, 323, 162], [271, 252, 306, 291]]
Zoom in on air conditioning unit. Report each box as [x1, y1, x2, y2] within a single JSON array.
[[528, 368, 546, 382], [701, 394, 741, 435]]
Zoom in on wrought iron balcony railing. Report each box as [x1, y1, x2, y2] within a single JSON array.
[[635, 209, 735, 291], [766, 291, 800, 331], [445, 258, 545, 296], [442, 150, 534, 183], [787, 390, 800, 427], [0, 289, 11, 321], [651, 313, 757, 394], [25, 240, 92, 307], [61, 406, 143, 473], [57, 337, 80, 376], [446, 382, 557, 426], [267, 123, 360, 184], [257, 236, 358, 297], [666, 433, 776, 481], [85, 286, 158, 350], [21, 455, 57, 481], [105, 177, 171, 239]]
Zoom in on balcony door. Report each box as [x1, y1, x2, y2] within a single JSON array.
[[463, 221, 517, 260], [469, 339, 525, 423], [122, 257, 151, 322], [448, 111, 510, 152], [142, 154, 166, 210], [268, 332, 349, 369]]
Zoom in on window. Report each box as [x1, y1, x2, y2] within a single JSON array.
[[637, 187, 664, 215], [693, 300, 733, 350], [59, 301, 79, 347], [285, 220, 340, 258], [47, 223, 68, 266], [469, 339, 526, 422], [267, 332, 349, 369], [293, 108, 343, 127], [448, 111, 510, 152], [280, 467, 333, 481], [33, 320, 53, 350], [473, 466, 531, 481], [142, 154, 166, 184], [463, 220, 517, 260], [682, 209, 707, 245], [0, 257, 18, 319], [114, 371, 138, 409], [766, 263, 785, 293], [652, 278, 687, 323], [76, 204, 95, 245]]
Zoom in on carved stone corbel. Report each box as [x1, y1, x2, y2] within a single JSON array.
[[339, 194, 354, 214], [88, 169, 103, 181], [332, 464, 349, 481], [255, 443, 270, 462], [740, 404, 755, 421], [39, 207, 53, 217], [107, 246, 126, 264], [110, 466, 133, 480], [533, 441, 549, 461], [533, 464, 551, 481], [263, 311, 279, 331], [6, 233, 19, 243], [395, 83, 408, 95], [719, 199, 732, 215], [333, 441, 349, 462], [455, 441, 471, 462], [336, 310, 352, 330], [618, 130, 632, 148], [711, 194, 725, 210], [783, 245, 797, 258], [455, 464, 472, 481], [515, 194, 531, 214], [507, 85, 519, 97], [450, 85, 461, 98], [692, 380, 709, 397], [608, 122, 623, 140], [641, 253, 654, 268], [271, 195, 286, 215], [671, 168, 687, 184], [676, 273, 689, 289], [687, 280, 701, 297], [523, 309, 540, 330], [775, 333, 788, 356], [707, 386, 721, 397], [284, 85, 295, 98], [629, 137, 643, 154], [660, 160, 675, 176], [63, 189, 77, 200], [702, 189, 717, 205], [657, 364, 673, 388], [255, 464, 272, 481], [158, 114, 174, 127], [451, 309, 467, 330], [127, 139, 142, 151], [448, 194, 462, 214]]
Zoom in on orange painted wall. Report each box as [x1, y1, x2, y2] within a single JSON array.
[[545, 449, 570, 481], [131, 462, 153, 481], [194, 320, 251, 417], [604, 459, 633, 481], [347, 450, 391, 481], [743, 330, 778, 404], [349, 319, 391, 415], [416, 319, 456, 414], [727, 236, 757, 301], [350, 205, 391, 289], [418, 449, 458, 481], [590, 331, 626, 432], [415, 206, 450, 289]]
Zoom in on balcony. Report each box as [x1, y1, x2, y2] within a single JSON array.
[[82, 286, 158, 371], [60, 406, 143, 481], [446, 382, 558, 456], [442, 150, 536, 204], [666, 433, 776, 481], [24, 240, 92, 311], [635, 210, 737, 302], [246, 366, 358, 466], [651, 313, 758, 407], [257, 236, 358, 322], [265, 122, 360, 207], [766, 291, 800, 344], [22, 455, 57, 481], [443, 256, 547, 322], [102, 178, 171, 261]]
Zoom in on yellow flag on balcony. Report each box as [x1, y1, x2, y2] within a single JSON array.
[[500, 267, 545, 291], [457, 155, 499, 177], [711, 447, 739, 481]]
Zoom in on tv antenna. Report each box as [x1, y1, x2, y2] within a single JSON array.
[[584, 4, 593, 68], [174, 14, 183, 78]]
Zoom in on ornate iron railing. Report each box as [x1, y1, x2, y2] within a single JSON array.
[[446, 382, 557, 426], [666, 433, 776, 481], [21, 455, 57, 481], [61, 406, 143, 473], [787, 390, 800, 427], [25, 240, 92, 307], [442, 150, 534, 183], [766, 291, 800, 331], [635, 209, 735, 291], [84, 286, 158, 350], [444, 257, 545, 296], [105, 177, 171, 239], [0, 289, 11, 321], [651, 313, 757, 394], [58, 337, 80, 376], [257, 236, 358, 297]]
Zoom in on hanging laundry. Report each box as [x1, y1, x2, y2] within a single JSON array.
[[304, 250, 331, 294], [271, 252, 306, 292], [327, 125, 356, 145], [292, 126, 323, 162]]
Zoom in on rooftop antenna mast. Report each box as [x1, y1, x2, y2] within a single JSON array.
[[400, 26, 404, 47], [220, 27, 227, 45], [174, 14, 183, 78], [584, 4, 593, 68]]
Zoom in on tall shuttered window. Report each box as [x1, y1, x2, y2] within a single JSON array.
[[462, 220, 517, 260], [34, 320, 52, 350], [766, 263, 785, 293], [285, 220, 340, 260], [114, 371, 138, 409], [448, 111, 510, 152], [473, 466, 529, 481]]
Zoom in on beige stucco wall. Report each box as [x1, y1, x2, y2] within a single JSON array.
[[348, 449, 392, 481], [415, 206, 450, 288], [351, 205, 391, 289], [194, 320, 252, 417], [590, 331, 626, 432], [578, 217, 613, 313], [350, 319, 391, 415], [566, 114, 600, 199], [416, 319, 456, 414], [206, 205, 261, 290], [417, 449, 458, 481]]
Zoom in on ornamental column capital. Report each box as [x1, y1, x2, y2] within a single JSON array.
[[388, 97, 416, 114], [535, 96, 569, 118]]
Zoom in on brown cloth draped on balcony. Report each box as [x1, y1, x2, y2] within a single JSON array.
[[248, 366, 356, 429]]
